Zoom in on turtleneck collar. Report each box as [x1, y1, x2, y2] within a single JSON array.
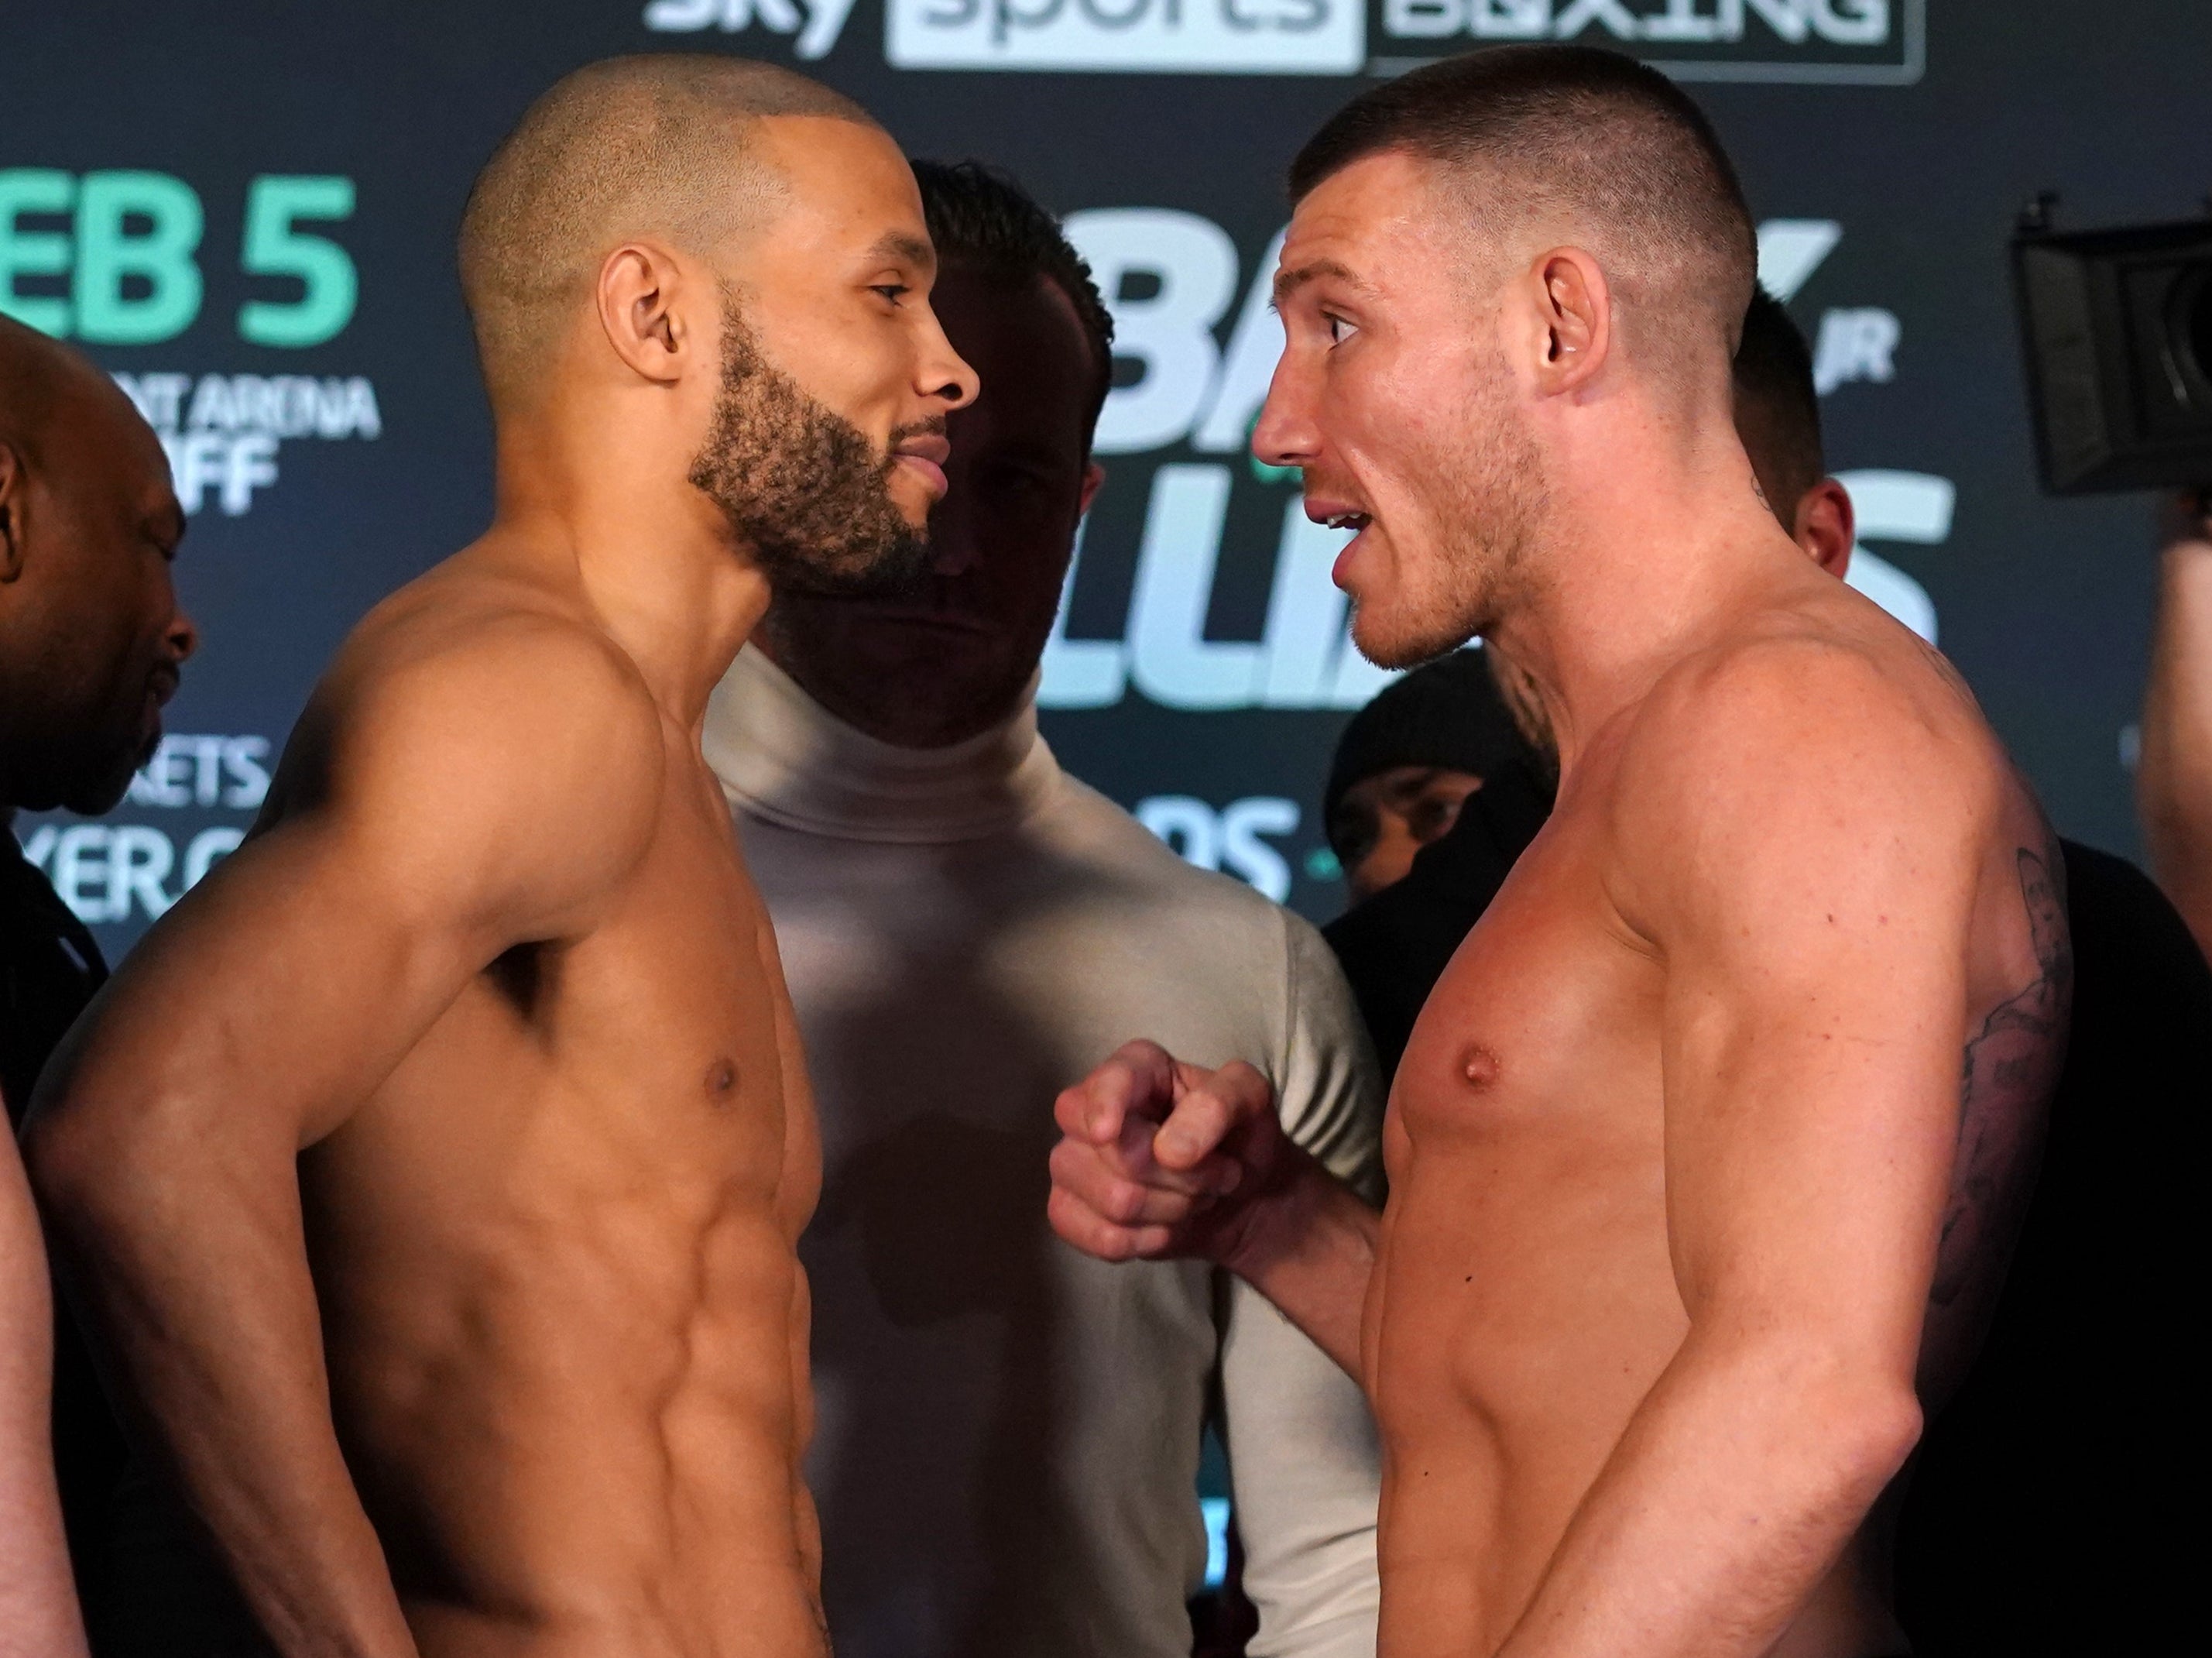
[[702, 644, 1061, 845]]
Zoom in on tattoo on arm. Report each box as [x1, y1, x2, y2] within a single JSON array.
[[1932, 841, 2072, 1306]]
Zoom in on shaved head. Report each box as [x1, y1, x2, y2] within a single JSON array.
[[0, 314, 109, 461], [458, 53, 878, 410], [1290, 45, 1757, 394]]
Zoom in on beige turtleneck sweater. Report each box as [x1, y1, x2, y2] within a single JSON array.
[[704, 644, 1383, 1658]]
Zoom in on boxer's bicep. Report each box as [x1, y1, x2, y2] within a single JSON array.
[[36, 623, 662, 1159], [1618, 644, 1985, 1359]]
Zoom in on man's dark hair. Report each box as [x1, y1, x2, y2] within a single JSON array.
[[911, 159, 1115, 437], [1288, 45, 1757, 382], [1733, 285, 1825, 517]]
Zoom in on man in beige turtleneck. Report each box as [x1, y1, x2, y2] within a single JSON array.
[[701, 162, 1384, 1658]]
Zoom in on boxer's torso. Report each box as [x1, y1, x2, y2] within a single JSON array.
[[1363, 599, 2063, 1658], [285, 577, 825, 1658]]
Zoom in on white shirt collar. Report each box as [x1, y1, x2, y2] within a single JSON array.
[[702, 644, 1061, 845]]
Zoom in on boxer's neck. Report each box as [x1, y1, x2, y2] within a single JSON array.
[[1482, 414, 1808, 775], [491, 406, 769, 731]]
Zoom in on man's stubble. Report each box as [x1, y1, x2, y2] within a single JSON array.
[[1350, 334, 1548, 671], [688, 292, 933, 598]]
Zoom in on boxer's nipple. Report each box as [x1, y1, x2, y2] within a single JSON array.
[[705, 1057, 739, 1107]]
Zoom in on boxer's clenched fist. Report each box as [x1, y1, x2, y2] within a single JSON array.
[[1047, 1039, 1291, 1269]]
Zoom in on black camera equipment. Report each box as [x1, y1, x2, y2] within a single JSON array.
[[2013, 194, 2212, 493]]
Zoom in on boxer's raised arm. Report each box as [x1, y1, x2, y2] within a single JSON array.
[[24, 617, 663, 1658], [1497, 641, 2006, 1658], [1046, 1040, 1381, 1380]]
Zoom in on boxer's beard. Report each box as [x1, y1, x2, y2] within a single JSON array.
[[688, 295, 931, 597], [1353, 335, 1548, 669]]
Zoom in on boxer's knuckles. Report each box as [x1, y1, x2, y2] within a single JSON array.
[[1059, 1038, 1192, 1144], [1155, 1066, 1275, 1172], [1048, 1130, 1216, 1222], [1047, 1185, 1171, 1262]]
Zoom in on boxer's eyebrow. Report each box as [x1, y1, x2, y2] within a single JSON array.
[[1274, 259, 1370, 306], [870, 230, 936, 276], [146, 503, 186, 557]]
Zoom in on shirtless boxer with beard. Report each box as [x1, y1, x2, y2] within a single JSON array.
[[26, 55, 974, 1658], [1048, 47, 2067, 1658]]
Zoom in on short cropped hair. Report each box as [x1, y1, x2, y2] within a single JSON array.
[[1289, 45, 1757, 384], [458, 53, 874, 410], [1733, 286, 1825, 514], [910, 160, 1115, 440]]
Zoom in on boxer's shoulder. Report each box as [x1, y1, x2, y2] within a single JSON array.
[[1624, 602, 2000, 805], [1596, 607, 2010, 942], [262, 551, 669, 936]]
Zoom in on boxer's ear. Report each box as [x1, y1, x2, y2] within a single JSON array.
[[595, 242, 691, 387], [0, 441, 26, 583], [1793, 478, 1857, 578], [1528, 249, 1610, 398]]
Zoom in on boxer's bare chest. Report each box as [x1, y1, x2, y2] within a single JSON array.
[[1368, 744, 1686, 1479], [1362, 747, 1696, 1646], [320, 740, 807, 1249]]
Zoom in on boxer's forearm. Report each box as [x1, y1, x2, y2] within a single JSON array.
[[1494, 1327, 1919, 1658], [1219, 1152, 1380, 1385], [2140, 520, 2212, 958], [29, 1121, 417, 1658], [0, 1138, 90, 1658]]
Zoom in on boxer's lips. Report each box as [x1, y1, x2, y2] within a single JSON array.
[[140, 669, 178, 744], [1304, 494, 1374, 585], [893, 434, 951, 499], [1302, 493, 1371, 535]]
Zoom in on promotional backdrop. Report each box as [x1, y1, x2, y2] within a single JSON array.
[[6, 0, 2209, 959]]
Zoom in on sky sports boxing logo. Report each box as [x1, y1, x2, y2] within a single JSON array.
[[875, 0, 1922, 79], [642, 0, 1920, 80]]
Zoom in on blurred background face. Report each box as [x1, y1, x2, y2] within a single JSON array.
[[760, 264, 1102, 747], [1258, 153, 1547, 670], [0, 372, 196, 815], [1330, 764, 1486, 900]]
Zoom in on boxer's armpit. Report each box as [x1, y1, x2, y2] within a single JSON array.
[[1932, 839, 2072, 1306]]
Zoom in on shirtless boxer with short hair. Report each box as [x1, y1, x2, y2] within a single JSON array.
[[27, 54, 975, 1658], [1048, 46, 2067, 1658]]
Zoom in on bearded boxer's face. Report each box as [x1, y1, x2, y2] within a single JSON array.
[[1255, 150, 1548, 669], [692, 118, 977, 596]]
